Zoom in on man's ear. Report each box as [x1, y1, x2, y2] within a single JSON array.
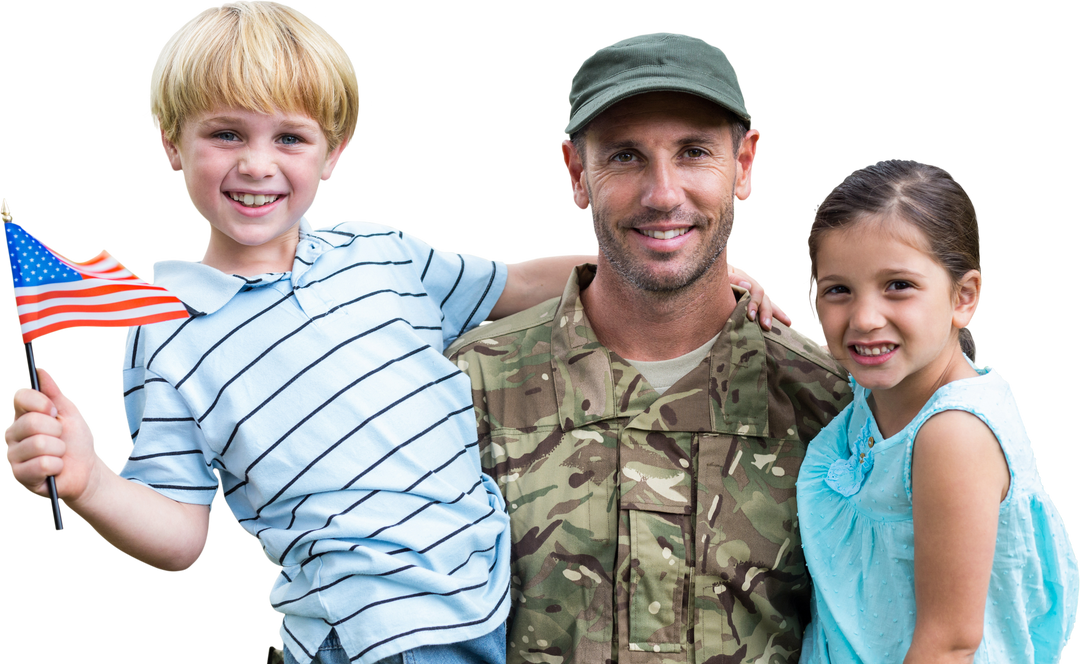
[[734, 128, 759, 201], [562, 140, 590, 210], [952, 269, 981, 328]]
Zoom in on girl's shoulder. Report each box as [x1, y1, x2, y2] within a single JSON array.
[[902, 367, 1038, 502]]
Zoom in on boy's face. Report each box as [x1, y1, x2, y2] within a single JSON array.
[[162, 107, 344, 271]]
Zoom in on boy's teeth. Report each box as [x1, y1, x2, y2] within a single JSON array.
[[230, 193, 279, 207], [855, 344, 896, 356], [641, 228, 688, 240]]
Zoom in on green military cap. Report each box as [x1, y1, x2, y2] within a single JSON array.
[[565, 33, 750, 135]]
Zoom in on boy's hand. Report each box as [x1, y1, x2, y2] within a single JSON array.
[[729, 265, 791, 331], [6, 369, 99, 503], [7, 368, 210, 569]]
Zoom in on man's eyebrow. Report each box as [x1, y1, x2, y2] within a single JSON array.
[[595, 135, 727, 153]]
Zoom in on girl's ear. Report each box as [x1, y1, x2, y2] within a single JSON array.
[[953, 269, 981, 328]]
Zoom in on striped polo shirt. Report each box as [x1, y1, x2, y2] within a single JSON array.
[[119, 220, 510, 664]]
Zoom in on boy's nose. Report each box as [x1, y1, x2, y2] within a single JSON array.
[[238, 147, 278, 179]]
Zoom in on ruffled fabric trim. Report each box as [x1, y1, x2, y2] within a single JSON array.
[[825, 418, 876, 497]]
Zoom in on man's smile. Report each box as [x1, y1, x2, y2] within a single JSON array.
[[637, 227, 690, 240]]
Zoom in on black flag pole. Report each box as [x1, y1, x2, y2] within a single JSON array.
[[4, 201, 63, 530]]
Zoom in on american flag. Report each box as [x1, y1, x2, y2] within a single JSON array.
[[5, 221, 190, 342]]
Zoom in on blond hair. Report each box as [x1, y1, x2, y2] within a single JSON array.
[[152, 2, 358, 151]]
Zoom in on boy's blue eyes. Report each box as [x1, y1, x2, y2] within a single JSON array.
[[210, 132, 304, 144]]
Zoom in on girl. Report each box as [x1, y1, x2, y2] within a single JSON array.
[[797, 160, 1078, 663]]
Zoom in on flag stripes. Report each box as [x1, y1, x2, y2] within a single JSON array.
[[5, 221, 188, 342]]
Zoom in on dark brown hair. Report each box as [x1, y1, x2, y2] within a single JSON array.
[[809, 160, 979, 360]]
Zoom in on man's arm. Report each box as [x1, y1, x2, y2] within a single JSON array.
[[6, 369, 210, 570], [493, 257, 790, 330]]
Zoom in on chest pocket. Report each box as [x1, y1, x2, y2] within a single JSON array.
[[693, 433, 809, 659], [495, 425, 618, 660], [619, 427, 695, 653]]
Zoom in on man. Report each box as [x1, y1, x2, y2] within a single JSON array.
[[447, 34, 851, 663]]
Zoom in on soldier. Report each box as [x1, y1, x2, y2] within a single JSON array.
[[447, 34, 852, 663]]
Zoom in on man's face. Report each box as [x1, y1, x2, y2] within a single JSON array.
[[565, 92, 757, 293]]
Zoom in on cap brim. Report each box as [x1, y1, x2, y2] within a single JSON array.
[[565, 77, 750, 135]]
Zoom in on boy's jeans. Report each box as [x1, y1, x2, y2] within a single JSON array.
[[282, 623, 506, 664]]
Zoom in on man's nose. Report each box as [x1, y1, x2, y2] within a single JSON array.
[[641, 160, 685, 211]]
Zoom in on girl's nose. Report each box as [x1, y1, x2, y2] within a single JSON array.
[[850, 299, 885, 332]]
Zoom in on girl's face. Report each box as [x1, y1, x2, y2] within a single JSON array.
[[814, 217, 972, 398]]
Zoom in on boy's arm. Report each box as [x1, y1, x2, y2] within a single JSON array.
[[489, 256, 593, 320], [491, 256, 790, 330], [6, 369, 209, 571]]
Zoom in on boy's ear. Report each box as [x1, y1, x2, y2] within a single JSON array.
[[161, 130, 183, 171], [952, 269, 981, 328], [321, 139, 347, 181]]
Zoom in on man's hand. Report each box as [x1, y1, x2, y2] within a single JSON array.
[[729, 265, 791, 331]]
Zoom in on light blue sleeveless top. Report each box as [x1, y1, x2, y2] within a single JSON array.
[[797, 367, 1078, 663]]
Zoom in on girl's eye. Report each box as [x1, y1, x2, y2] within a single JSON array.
[[822, 285, 849, 296], [887, 280, 913, 291]]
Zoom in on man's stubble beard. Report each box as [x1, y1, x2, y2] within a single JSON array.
[[590, 187, 735, 295]]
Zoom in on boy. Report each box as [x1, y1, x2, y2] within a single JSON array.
[[5, 3, 586, 663]]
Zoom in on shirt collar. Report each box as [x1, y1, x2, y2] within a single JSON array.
[[155, 218, 331, 316], [549, 265, 771, 437]]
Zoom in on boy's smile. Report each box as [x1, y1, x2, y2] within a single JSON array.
[[162, 107, 344, 274]]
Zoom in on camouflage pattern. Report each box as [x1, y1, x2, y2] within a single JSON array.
[[446, 266, 852, 664]]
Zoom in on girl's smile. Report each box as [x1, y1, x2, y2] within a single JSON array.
[[814, 216, 979, 420]]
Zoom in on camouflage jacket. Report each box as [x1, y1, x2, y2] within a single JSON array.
[[446, 266, 851, 664]]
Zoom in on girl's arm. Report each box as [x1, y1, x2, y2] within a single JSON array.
[[492, 257, 791, 330], [905, 410, 1010, 664]]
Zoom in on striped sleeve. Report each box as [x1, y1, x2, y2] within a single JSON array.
[[119, 329, 219, 504], [396, 233, 506, 346]]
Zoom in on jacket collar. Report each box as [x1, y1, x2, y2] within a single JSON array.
[[550, 265, 772, 437]]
